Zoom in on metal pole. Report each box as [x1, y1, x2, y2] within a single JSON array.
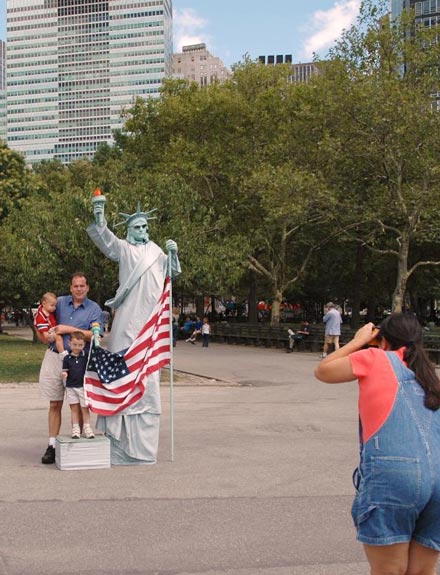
[[168, 255, 174, 462]]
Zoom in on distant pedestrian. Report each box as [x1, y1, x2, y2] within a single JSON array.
[[186, 316, 202, 344], [101, 309, 111, 332], [181, 316, 195, 340], [286, 320, 311, 353], [322, 302, 342, 358], [172, 307, 180, 347], [201, 317, 211, 347]]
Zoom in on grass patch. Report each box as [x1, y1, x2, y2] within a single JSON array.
[[0, 335, 188, 385], [0, 335, 45, 383]]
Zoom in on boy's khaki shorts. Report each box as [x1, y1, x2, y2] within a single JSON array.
[[66, 387, 86, 407]]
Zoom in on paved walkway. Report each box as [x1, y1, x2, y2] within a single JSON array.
[[0, 329, 410, 574]]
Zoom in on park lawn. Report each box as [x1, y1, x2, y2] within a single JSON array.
[[0, 335, 175, 384], [0, 336, 45, 383]]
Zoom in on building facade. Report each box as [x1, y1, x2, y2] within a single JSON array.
[[173, 43, 230, 86], [0, 40, 5, 142], [6, 0, 173, 164], [0, 40, 5, 91], [391, 0, 440, 108], [290, 62, 318, 83], [414, 0, 440, 26], [392, 0, 440, 26], [258, 54, 292, 65], [258, 54, 318, 83]]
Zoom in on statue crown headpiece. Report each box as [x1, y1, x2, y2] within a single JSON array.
[[115, 202, 158, 228]]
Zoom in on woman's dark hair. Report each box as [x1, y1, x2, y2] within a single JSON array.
[[379, 313, 440, 410]]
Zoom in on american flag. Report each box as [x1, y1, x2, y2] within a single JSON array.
[[84, 277, 171, 416]]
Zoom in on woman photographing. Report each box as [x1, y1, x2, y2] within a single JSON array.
[[315, 313, 440, 575]]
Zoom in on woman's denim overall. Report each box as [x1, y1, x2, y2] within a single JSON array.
[[351, 351, 440, 549]]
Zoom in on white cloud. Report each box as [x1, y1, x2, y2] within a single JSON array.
[[173, 8, 211, 52], [299, 0, 361, 60]]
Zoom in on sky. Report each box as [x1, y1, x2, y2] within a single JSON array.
[[173, 0, 362, 66], [0, 0, 362, 66]]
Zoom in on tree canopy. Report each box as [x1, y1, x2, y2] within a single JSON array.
[[1, 1, 440, 325]]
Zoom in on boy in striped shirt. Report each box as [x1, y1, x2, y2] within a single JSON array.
[[34, 292, 65, 355]]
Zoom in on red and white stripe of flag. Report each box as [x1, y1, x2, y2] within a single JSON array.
[[84, 277, 171, 416]]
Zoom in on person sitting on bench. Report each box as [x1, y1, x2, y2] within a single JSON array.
[[287, 320, 311, 353]]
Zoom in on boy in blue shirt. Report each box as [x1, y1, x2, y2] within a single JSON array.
[[62, 331, 95, 439]]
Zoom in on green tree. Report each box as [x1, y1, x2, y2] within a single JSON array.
[[245, 166, 334, 323], [0, 141, 34, 222], [313, 1, 440, 313], [118, 63, 338, 322]]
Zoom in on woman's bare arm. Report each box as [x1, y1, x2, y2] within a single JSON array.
[[315, 323, 376, 383]]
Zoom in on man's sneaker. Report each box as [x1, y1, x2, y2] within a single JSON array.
[[320, 353, 327, 358], [287, 329, 295, 336], [41, 445, 55, 464], [71, 426, 81, 439], [83, 426, 95, 439]]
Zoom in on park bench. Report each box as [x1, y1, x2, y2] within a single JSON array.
[[211, 323, 317, 349], [210, 323, 440, 365], [421, 332, 440, 365]]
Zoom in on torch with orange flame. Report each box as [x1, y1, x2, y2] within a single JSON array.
[[92, 187, 106, 225]]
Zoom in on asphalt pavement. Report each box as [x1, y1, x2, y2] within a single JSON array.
[[0, 329, 389, 574]]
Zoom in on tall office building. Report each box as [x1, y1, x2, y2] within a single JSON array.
[[6, 0, 173, 164], [0, 40, 6, 142], [391, 0, 440, 26], [391, 0, 440, 108], [391, 0, 407, 19], [0, 40, 5, 91]]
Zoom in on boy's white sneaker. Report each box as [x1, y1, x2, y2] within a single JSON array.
[[83, 426, 95, 439], [71, 426, 81, 439]]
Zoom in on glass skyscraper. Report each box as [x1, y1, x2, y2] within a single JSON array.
[[391, 0, 440, 24], [0, 40, 6, 142], [6, 0, 173, 164], [391, 0, 407, 19]]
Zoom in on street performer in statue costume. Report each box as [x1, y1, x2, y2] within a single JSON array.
[[87, 195, 181, 465]]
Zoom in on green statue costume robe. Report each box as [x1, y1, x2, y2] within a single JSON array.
[[87, 221, 181, 465]]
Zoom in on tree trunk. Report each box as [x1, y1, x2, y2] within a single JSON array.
[[270, 290, 283, 325], [210, 295, 217, 321], [351, 244, 364, 329], [196, 295, 205, 318], [392, 235, 410, 313], [429, 299, 436, 321], [247, 270, 257, 323], [366, 299, 377, 324]]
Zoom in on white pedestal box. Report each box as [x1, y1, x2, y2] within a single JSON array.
[[55, 435, 111, 470]]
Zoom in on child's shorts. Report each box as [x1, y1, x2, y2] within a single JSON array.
[[66, 387, 86, 408]]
